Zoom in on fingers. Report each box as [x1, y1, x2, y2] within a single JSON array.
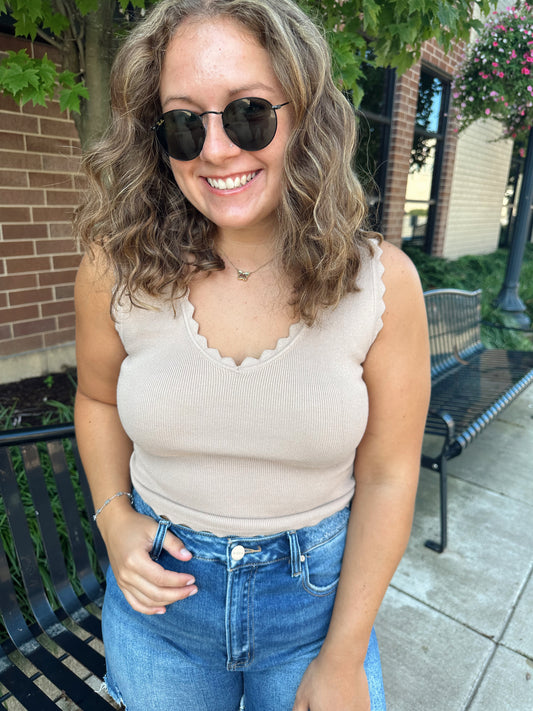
[[107, 512, 199, 614], [121, 564, 198, 615], [162, 528, 193, 562], [116, 556, 198, 614]]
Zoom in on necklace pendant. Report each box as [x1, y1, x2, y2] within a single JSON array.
[[237, 270, 251, 281]]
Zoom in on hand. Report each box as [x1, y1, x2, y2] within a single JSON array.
[[99, 507, 198, 615], [293, 650, 370, 711]]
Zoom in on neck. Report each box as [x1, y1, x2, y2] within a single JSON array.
[[215, 232, 277, 268]]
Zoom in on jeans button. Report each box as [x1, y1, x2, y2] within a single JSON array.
[[231, 544, 245, 561]]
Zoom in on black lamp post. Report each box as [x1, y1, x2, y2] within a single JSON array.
[[495, 126, 533, 328]]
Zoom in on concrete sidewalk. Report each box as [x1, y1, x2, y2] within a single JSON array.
[[376, 385, 533, 710]]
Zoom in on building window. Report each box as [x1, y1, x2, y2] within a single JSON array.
[[402, 68, 450, 252], [354, 63, 395, 231]]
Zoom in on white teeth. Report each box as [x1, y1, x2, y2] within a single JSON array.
[[207, 171, 257, 190]]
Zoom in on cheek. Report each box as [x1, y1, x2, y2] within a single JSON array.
[[169, 161, 196, 201]]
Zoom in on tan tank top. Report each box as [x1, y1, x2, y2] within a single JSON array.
[[114, 242, 384, 536]]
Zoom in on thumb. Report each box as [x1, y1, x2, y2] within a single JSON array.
[[163, 529, 193, 561]]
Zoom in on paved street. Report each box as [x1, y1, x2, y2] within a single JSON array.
[[376, 385, 533, 710]]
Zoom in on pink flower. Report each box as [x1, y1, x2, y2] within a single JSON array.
[[485, 108, 491, 115], [498, 71, 505, 78], [492, 61, 499, 66], [522, 67, 531, 74]]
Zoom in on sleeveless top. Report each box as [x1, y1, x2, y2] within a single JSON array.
[[114, 242, 385, 536]]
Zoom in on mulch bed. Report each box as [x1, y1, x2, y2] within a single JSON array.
[[0, 369, 77, 428]]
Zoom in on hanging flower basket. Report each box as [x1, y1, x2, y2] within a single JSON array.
[[453, 2, 533, 143]]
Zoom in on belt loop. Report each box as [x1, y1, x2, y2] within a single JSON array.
[[150, 515, 171, 561], [288, 531, 302, 577]]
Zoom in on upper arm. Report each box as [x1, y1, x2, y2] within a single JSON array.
[[74, 249, 127, 405], [355, 240, 431, 483]]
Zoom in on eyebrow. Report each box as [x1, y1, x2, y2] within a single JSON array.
[[161, 82, 279, 110]]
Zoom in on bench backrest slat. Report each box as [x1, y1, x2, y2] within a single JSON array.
[[45, 440, 104, 602], [0, 446, 61, 640], [424, 288, 484, 378], [0, 425, 108, 647], [0, 517, 37, 649]]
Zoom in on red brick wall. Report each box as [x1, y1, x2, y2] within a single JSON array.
[[381, 39, 464, 254], [0, 33, 83, 364]]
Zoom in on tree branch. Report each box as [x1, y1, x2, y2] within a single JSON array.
[[35, 27, 63, 51], [52, 0, 86, 73]]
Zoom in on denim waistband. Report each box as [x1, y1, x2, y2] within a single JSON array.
[[132, 489, 350, 572]]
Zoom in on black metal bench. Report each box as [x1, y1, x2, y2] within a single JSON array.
[[422, 288, 533, 553], [0, 423, 116, 709]]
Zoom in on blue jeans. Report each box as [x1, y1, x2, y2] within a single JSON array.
[[102, 490, 386, 710]]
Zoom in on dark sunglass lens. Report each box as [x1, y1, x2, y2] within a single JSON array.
[[156, 110, 205, 161], [223, 98, 277, 151]]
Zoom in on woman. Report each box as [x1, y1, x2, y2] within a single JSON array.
[[74, 0, 430, 709]]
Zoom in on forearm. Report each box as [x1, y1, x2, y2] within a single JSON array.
[[74, 389, 134, 531], [321, 473, 417, 660]]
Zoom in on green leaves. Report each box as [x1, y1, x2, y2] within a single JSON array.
[[0, 51, 87, 113], [5, 0, 69, 39], [295, 0, 499, 105], [0, 50, 56, 107], [74, 0, 100, 14], [58, 71, 89, 113]]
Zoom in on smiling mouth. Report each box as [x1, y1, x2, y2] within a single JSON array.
[[206, 171, 258, 190]]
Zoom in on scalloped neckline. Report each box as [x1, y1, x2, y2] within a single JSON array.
[[181, 293, 304, 369]]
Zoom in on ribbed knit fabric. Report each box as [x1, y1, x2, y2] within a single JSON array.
[[114, 242, 385, 536]]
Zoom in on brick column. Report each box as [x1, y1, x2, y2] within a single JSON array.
[[381, 39, 465, 254], [381, 64, 421, 247]]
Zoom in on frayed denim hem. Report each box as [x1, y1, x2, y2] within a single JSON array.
[[102, 674, 127, 709]]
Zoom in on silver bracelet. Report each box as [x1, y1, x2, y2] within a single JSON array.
[[93, 491, 133, 522]]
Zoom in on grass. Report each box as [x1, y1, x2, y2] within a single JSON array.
[[405, 243, 533, 351]]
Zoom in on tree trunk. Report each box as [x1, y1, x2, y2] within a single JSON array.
[[56, 0, 116, 151], [78, 0, 116, 150]]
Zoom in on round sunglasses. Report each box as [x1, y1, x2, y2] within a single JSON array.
[[152, 97, 290, 161]]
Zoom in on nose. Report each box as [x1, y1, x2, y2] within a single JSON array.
[[199, 113, 241, 163]]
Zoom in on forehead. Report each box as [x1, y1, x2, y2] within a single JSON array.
[[160, 17, 282, 107]]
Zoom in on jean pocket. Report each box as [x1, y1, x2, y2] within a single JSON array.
[[301, 525, 348, 596]]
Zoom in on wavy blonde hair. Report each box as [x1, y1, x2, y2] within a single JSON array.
[[74, 0, 379, 325]]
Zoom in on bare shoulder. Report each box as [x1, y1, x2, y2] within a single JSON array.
[[381, 240, 425, 332], [75, 246, 114, 293], [75, 247, 126, 401], [75, 246, 116, 315], [379, 239, 421, 289]]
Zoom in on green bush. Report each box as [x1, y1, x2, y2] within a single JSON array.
[[405, 244, 533, 351]]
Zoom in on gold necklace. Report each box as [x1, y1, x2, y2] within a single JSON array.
[[219, 249, 274, 282]]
